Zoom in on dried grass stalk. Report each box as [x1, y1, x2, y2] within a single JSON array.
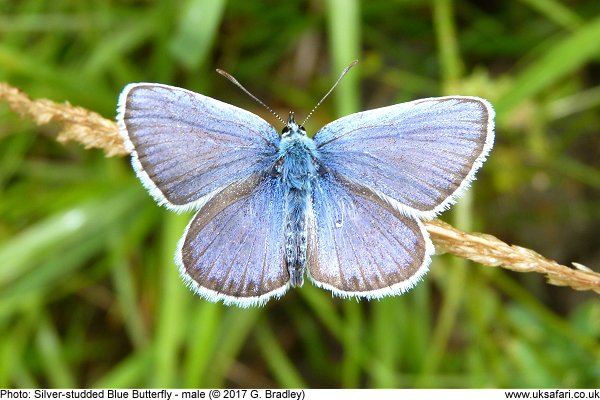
[[2, 82, 599, 294], [0, 82, 127, 157], [426, 220, 600, 294]]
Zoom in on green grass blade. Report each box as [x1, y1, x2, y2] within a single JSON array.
[[36, 314, 76, 387], [183, 303, 222, 387], [170, 0, 227, 70], [433, 0, 462, 90], [256, 321, 307, 387], [519, 0, 583, 30], [0, 187, 144, 287], [496, 16, 600, 116], [208, 308, 262, 387], [153, 213, 191, 387], [341, 301, 362, 388], [92, 349, 154, 388], [326, 0, 360, 116]]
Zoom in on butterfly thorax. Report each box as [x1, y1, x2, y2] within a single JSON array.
[[277, 113, 320, 287]]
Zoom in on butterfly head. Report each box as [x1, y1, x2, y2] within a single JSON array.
[[282, 112, 306, 138]]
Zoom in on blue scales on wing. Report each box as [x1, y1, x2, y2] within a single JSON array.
[[176, 174, 289, 307], [117, 83, 281, 212], [307, 174, 433, 298], [314, 96, 494, 220]]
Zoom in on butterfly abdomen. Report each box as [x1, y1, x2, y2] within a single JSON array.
[[279, 134, 319, 287]]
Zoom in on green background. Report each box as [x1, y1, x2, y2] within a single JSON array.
[[0, 0, 599, 388]]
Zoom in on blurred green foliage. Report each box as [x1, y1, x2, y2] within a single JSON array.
[[1, 0, 599, 389]]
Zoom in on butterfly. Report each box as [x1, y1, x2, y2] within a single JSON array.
[[117, 65, 494, 307]]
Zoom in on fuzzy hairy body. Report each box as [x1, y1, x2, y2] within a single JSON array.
[[277, 130, 319, 287]]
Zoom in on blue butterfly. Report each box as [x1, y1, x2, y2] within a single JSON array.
[[117, 66, 494, 307]]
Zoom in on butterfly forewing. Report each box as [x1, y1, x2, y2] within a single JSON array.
[[307, 174, 433, 298], [176, 174, 289, 307], [117, 83, 280, 212], [314, 96, 494, 219]]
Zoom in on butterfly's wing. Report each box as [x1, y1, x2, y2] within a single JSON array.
[[314, 96, 494, 219], [307, 174, 433, 298], [177, 174, 288, 306], [117, 83, 280, 212]]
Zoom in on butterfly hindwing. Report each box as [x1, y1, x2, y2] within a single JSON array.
[[176, 174, 289, 307], [307, 174, 433, 298], [314, 96, 494, 219], [117, 83, 280, 212]]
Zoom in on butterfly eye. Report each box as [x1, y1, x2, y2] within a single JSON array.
[[300, 126, 306, 134], [282, 126, 290, 134]]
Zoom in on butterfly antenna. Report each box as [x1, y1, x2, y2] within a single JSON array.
[[301, 60, 359, 127], [216, 68, 286, 126]]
